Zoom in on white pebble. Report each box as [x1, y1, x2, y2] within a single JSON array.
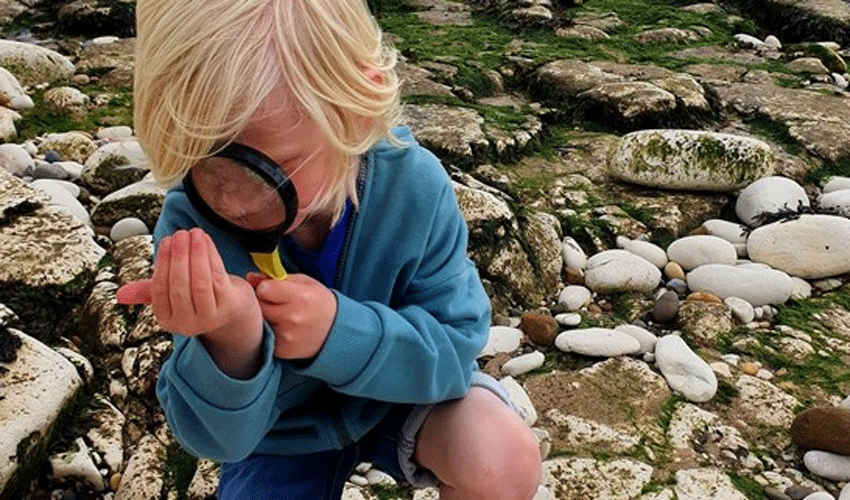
[[480, 326, 522, 357], [667, 235, 737, 271], [623, 239, 668, 268], [724, 296, 755, 323], [614, 324, 657, 354], [655, 334, 717, 403], [554, 312, 582, 327], [555, 328, 641, 357], [804, 450, 850, 481], [110, 217, 150, 242], [562, 236, 587, 271], [804, 493, 837, 500], [502, 351, 545, 376], [558, 285, 591, 311]]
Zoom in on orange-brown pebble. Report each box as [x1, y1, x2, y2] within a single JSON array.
[[686, 292, 723, 304], [110, 472, 122, 491], [739, 361, 760, 375], [587, 303, 603, 315], [664, 261, 686, 281], [564, 267, 585, 285]]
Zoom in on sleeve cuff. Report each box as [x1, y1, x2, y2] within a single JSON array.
[[173, 324, 279, 410], [292, 290, 383, 387]]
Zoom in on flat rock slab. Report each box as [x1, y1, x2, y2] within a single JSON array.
[[0, 328, 82, 498]]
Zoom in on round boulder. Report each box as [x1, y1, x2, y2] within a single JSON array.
[[791, 406, 850, 455], [0, 40, 75, 86], [607, 129, 774, 191]]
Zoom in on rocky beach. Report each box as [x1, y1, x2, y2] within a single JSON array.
[[1, 0, 850, 499]]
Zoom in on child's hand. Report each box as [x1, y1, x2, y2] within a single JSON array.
[[246, 272, 338, 360], [116, 228, 262, 339]]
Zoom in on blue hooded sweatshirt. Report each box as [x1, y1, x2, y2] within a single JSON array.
[[154, 126, 491, 463]]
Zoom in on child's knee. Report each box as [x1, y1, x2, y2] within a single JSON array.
[[463, 390, 542, 498]]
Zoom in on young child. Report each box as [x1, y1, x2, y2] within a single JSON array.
[[116, 0, 541, 498]]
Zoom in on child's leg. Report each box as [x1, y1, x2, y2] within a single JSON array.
[[218, 448, 358, 500], [414, 385, 542, 500]]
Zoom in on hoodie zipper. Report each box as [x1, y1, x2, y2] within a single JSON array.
[[332, 154, 368, 291]]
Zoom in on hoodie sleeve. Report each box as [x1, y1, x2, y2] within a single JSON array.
[[292, 181, 490, 404], [152, 191, 284, 463]]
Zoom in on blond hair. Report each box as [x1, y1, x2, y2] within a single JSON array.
[[134, 0, 402, 220]]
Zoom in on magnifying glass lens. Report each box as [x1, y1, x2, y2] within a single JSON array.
[[191, 156, 287, 232]]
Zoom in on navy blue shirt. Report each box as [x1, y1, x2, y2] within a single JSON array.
[[281, 200, 352, 287]]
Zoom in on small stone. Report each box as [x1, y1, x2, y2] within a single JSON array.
[[558, 285, 592, 311], [786, 486, 817, 500], [839, 482, 850, 500], [667, 235, 737, 271], [740, 361, 760, 375], [501, 351, 545, 376], [725, 296, 755, 323], [652, 290, 679, 323], [554, 327, 641, 357], [564, 267, 584, 284], [763, 486, 792, 500], [554, 312, 582, 327], [109, 472, 122, 491], [686, 292, 723, 304], [44, 150, 62, 162], [481, 326, 523, 357], [666, 278, 688, 295], [803, 450, 850, 481], [562, 236, 587, 271], [655, 334, 717, 402], [664, 262, 685, 283], [110, 217, 150, 242], [801, 493, 836, 500], [520, 312, 559, 347], [791, 406, 850, 455], [614, 324, 657, 353]]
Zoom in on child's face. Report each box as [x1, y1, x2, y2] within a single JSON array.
[[230, 104, 334, 234]]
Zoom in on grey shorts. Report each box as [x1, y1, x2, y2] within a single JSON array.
[[395, 371, 518, 488]]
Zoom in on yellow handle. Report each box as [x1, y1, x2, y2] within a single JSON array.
[[250, 247, 288, 280]]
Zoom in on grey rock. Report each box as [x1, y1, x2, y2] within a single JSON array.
[[0, 40, 75, 85], [0, 329, 83, 495], [652, 290, 679, 323]]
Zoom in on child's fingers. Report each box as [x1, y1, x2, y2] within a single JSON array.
[[116, 280, 153, 304], [204, 230, 230, 307], [189, 228, 216, 318], [151, 237, 173, 320], [245, 272, 267, 290], [168, 230, 195, 318]]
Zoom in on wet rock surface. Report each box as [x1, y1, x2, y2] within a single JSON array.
[[0, 0, 849, 499]]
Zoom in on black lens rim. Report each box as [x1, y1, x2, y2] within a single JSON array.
[[183, 143, 299, 250]]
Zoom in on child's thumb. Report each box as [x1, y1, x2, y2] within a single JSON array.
[[116, 280, 153, 305], [245, 272, 268, 290]]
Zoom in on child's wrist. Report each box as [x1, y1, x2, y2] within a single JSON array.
[[200, 301, 265, 379]]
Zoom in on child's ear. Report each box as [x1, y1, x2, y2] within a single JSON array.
[[364, 67, 384, 85]]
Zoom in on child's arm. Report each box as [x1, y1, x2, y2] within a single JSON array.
[[117, 193, 284, 463], [117, 228, 264, 378], [255, 180, 491, 404]]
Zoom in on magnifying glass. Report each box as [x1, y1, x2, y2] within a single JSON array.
[[182, 143, 298, 280]]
